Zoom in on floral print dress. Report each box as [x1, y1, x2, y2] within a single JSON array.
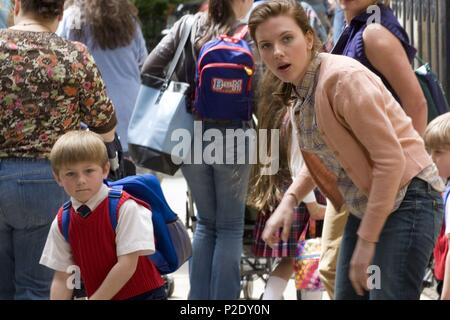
[[0, 30, 116, 158]]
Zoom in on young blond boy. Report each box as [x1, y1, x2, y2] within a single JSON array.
[[40, 130, 165, 300], [424, 113, 450, 300]]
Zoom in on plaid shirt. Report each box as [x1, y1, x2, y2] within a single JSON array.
[[291, 55, 444, 218]]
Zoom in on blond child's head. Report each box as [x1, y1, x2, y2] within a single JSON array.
[[50, 130, 110, 203], [424, 112, 450, 181]]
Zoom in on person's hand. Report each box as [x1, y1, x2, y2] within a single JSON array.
[[261, 195, 296, 248], [349, 237, 376, 296], [104, 134, 124, 181]]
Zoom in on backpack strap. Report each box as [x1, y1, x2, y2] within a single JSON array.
[[444, 185, 450, 204], [59, 187, 125, 240], [60, 201, 72, 242], [108, 186, 123, 231], [443, 184, 450, 225], [233, 24, 248, 40]]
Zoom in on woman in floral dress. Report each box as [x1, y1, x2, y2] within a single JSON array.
[[0, 0, 116, 299]]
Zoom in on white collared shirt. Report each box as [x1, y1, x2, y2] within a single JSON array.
[[289, 113, 317, 204], [40, 184, 155, 272]]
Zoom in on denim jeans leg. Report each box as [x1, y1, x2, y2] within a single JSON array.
[[210, 163, 250, 299], [370, 179, 443, 300], [0, 159, 67, 300], [182, 163, 216, 300], [14, 224, 56, 300], [183, 121, 252, 299], [0, 216, 14, 299], [334, 214, 369, 300], [335, 178, 443, 300]]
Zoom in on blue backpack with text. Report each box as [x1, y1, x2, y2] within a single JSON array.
[[60, 174, 192, 275], [194, 25, 255, 121]]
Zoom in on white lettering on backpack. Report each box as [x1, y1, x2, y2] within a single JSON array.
[[211, 78, 243, 94]]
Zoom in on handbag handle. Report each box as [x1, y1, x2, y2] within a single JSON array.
[[299, 218, 317, 242], [165, 15, 195, 86], [153, 15, 195, 105]]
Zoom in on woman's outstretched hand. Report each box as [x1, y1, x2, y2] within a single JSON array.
[[349, 237, 377, 296], [261, 195, 296, 248]]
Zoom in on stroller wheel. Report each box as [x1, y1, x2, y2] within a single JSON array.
[[242, 275, 254, 300]]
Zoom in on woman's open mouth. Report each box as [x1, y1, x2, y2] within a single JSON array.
[[278, 63, 291, 71]]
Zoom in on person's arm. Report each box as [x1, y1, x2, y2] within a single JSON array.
[[40, 219, 77, 299], [141, 14, 192, 77], [262, 166, 316, 246], [89, 251, 142, 300], [332, 69, 406, 244], [363, 24, 427, 135], [442, 237, 450, 300], [331, 68, 408, 295], [99, 129, 116, 143], [50, 271, 74, 300]]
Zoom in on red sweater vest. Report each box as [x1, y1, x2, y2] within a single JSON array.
[[57, 192, 164, 300]]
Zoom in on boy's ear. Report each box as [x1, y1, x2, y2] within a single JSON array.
[[102, 162, 111, 179], [52, 171, 63, 186]]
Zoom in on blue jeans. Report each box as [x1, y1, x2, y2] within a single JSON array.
[[182, 121, 252, 299], [335, 178, 444, 300], [128, 286, 167, 300], [0, 158, 67, 299]]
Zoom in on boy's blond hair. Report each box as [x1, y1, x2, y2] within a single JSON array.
[[423, 113, 450, 152], [50, 130, 108, 174]]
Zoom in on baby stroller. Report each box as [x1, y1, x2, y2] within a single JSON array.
[[185, 190, 275, 299], [240, 206, 278, 300]]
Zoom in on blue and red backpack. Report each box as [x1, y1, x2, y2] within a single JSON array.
[[59, 174, 192, 275], [194, 25, 255, 121]]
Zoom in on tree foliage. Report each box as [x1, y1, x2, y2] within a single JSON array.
[[132, 0, 186, 50]]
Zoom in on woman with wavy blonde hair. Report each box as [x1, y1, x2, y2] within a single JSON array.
[[249, 0, 443, 300], [58, 0, 148, 154]]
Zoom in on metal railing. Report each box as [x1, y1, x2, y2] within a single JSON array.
[[391, 0, 449, 96]]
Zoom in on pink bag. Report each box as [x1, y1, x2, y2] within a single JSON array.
[[294, 219, 323, 290]]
